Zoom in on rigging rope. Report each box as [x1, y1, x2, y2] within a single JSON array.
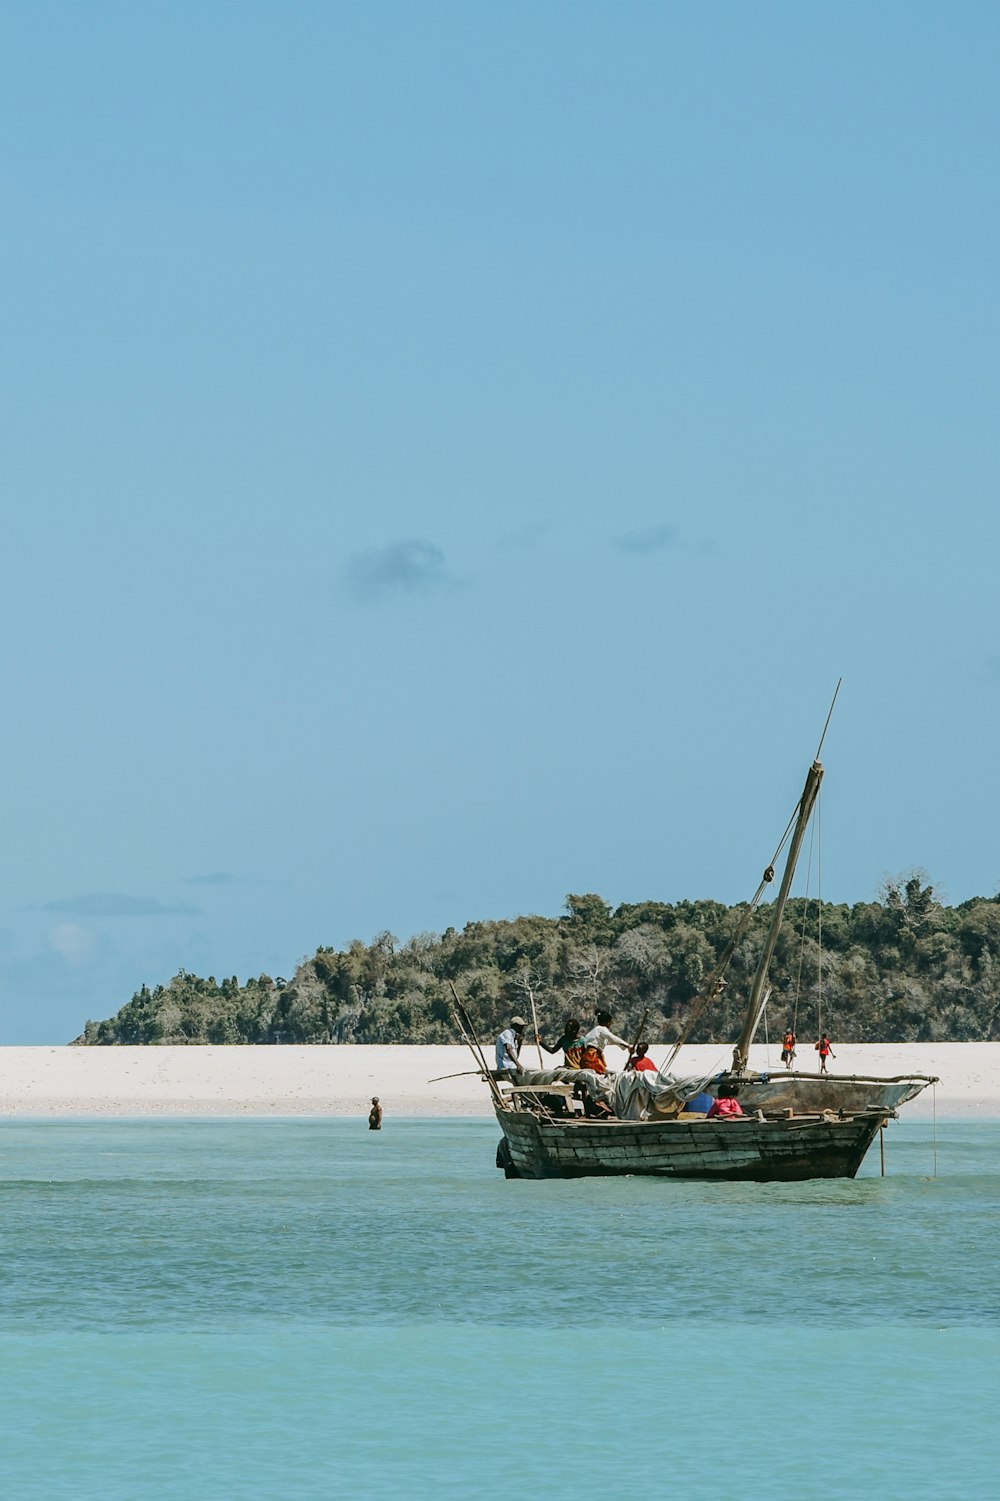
[[792, 811, 818, 1034], [661, 869, 773, 1073], [662, 780, 818, 1072], [789, 787, 826, 1046], [816, 792, 824, 1043], [932, 1079, 938, 1178]]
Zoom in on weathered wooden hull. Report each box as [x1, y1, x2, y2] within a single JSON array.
[[734, 1073, 933, 1117], [496, 1108, 886, 1182]]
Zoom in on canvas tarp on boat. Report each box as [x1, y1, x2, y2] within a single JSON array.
[[501, 1066, 720, 1119]]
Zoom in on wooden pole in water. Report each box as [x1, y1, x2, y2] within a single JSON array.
[[880, 1120, 886, 1177]]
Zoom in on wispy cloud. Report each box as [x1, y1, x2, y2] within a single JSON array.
[[496, 523, 547, 552], [346, 540, 458, 601], [183, 871, 236, 886], [43, 894, 203, 918], [47, 922, 98, 965], [614, 524, 679, 554]]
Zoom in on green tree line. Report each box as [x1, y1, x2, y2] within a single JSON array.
[[74, 877, 1000, 1048]]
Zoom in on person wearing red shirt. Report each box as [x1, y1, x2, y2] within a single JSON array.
[[815, 1033, 836, 1074], [627, 1044, 657, 1073]]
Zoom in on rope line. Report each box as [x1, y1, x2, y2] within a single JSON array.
[[792, 811, 818, 1034], [816, 792, 824, 1042], [815, 677, 842, 761], [662, 789, 809, 1073], [932, 1080, 938, 1178]]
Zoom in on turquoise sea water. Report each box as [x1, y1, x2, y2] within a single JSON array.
[[0, 1117, 996, 1500]]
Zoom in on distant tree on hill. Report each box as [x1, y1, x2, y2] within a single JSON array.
[[71, 882, 1000, 1047]]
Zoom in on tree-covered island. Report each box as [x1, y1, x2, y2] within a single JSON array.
[[74, 876, 1000, 1046]]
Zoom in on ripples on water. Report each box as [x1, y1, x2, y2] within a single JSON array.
[[0, 1119, 995, 1499]]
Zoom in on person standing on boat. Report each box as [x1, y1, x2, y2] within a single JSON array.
[[538, 1016, 586, 1069], [579, 1010, 631, 1074], [815, 1033, 835, 1073], [495, 1016, 529, 1079], [781, 1027, 797, 1068], [368, 1097, 383, 1130]]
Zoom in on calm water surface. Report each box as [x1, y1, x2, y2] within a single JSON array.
[[0, 1118, 995, 1499]]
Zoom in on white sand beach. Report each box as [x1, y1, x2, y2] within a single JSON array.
[[0, 1041, 995, 1118]]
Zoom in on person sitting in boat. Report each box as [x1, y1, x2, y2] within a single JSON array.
[[495, 1016, 529, 1079], [626, 1043, 657, 1074], [538, 1016, 586, 1069], [572, 1079, 615, 1118], [579, 1010, 631, 1073], [707, 1082, 744, 1118]]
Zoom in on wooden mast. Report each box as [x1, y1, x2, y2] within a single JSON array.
[[730, 759, 824, 1075]]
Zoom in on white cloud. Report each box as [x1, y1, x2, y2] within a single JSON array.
[[47, 922, 97, 965]]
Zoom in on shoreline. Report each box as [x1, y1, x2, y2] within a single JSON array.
[[0, 1042, 997, 1118]]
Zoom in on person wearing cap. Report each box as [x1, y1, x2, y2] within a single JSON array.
[[495, 1016, 529, 1079], [368, 1097, 383, 1130]]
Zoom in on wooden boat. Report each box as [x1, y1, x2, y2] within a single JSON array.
[[477, 720, 930, 1181], [495, 1097, 888, 1182]]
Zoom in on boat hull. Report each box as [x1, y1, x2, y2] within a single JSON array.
[[496, 1108, 886, 1182]]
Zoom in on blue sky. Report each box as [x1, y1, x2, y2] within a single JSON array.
[[2, 2, 999, 1042]]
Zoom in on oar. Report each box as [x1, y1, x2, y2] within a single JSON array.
[[449, 982, 504, 1108], [529, 990, 544, 1069], [624, 1009, 650, 1072], [451, 1007, 503, 1109]]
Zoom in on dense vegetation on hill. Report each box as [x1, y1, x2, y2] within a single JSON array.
[[74, 876, 1000, 1047]]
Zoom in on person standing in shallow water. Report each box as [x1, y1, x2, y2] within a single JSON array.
[[368, 1097, 383, 1130]]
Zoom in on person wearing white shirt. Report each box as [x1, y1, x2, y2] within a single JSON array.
[[495, 1016, 529, 1077], [580, 1010, 631, 1073]]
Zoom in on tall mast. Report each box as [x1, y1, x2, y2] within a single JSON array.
[[731, 759, 824, 1074]]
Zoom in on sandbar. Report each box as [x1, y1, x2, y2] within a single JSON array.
[[0, 1042, 993, 1118]]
